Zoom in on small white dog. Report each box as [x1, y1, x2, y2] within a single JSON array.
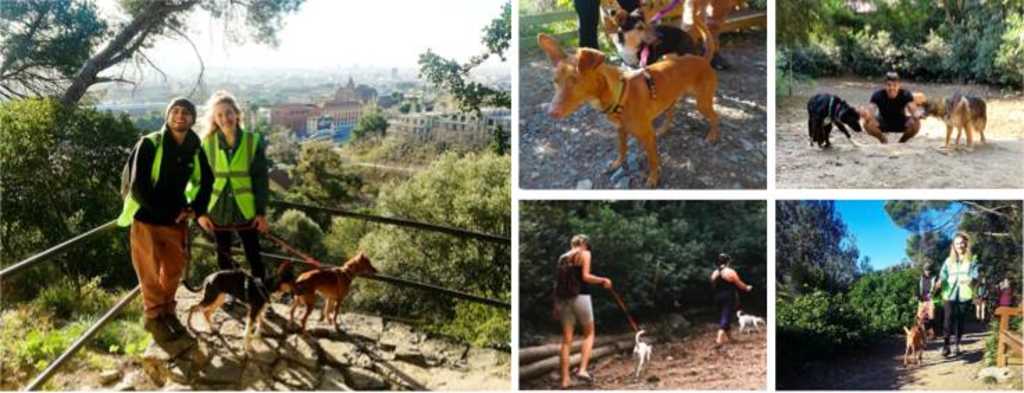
[[737, 311, 765, 334], [633, 329, 652, 378]]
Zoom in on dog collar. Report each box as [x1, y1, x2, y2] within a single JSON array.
[[602, 77, 627, 114]]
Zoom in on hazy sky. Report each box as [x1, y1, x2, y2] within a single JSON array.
[[103, 0, 508, 74]]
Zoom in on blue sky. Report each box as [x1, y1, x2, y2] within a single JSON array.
[[836, 201, 912, 270]]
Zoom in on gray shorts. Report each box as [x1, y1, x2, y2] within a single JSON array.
[[557, 295, 594, 328]]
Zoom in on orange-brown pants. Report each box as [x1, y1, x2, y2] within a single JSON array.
[[130, 220, 187, 319]]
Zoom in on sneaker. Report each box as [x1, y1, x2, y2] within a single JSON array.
[[144, 317, 176, 343]]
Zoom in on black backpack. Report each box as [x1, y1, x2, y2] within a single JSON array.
[[554, 250, 583, 299]]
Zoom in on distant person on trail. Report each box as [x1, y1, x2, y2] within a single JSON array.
[[936, 232, 979, 357], [974, 277, 988, 321], [117, 97, 214, 343], [710, 253, 752, 346], [554, 234, 612, 389], [858, 71, 923, 144], [997, 278, 1015, 308], [917, 268, 937, 332], [199, 91, 271, 283]]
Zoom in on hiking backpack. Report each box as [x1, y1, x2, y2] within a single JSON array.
[[554, 250, 583, 299]]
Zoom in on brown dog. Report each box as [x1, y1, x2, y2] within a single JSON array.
[[903, 318, 926, 366], [538, 24, 719, 187], [289, 252, 378, 333], [914, 92, 987, 150]]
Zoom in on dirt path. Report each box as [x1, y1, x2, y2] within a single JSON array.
[[776, 78, 1024, 189], [522, 323, 766, 390], [781, 321, 1023, 390], [519, 33, 767, 189]]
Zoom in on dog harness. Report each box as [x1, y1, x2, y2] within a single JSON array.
[[823, 95, 837, 127], [602, 76, 628, 114]]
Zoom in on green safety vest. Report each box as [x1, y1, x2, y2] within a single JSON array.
[[204, 130, 259, 220], [940, 254, 978, 302], [117, 131, 202, 227]]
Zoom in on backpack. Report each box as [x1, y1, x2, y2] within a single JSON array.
[[120, 135, 156, 198], [554, 250, 583, 299]]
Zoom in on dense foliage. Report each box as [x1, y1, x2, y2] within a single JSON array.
[[519, 201, 767, 338], [0, 99, 138, 299], [776, 201, 861, 294], [777, 0, 1024, 89]]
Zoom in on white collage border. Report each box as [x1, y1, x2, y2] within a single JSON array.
[[508, 1, 1024, 392]]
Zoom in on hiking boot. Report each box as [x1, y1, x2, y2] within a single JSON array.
[[144, 317, 176, 343], [161, 313, 189, 339]]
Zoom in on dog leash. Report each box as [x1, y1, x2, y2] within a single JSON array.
[[201, 221, 322, 268], [608, 287, 640, 332]]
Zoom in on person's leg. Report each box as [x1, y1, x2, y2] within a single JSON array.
[[559, 300, 576, 389], [213, 229, 238, 270], [954, 301, 965, 354], [155, 223, 190, 337], [574, 0, 600, 50], [858, 107, 888, 143], [238, 225, 265, 281], [716, 298, 732, 345], [155, 223, 188, 316], [942, 300, 952, 355], [899, 117, 921, 143], [576, 295, 595, 378], [131, 222, 166, 320]]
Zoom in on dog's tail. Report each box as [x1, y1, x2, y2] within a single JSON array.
[[635, 329, 646, 344], [736, 310, 743, 318], [903, 326, 912, 335], [693, 16, 716, 63]]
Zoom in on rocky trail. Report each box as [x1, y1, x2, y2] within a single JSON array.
[[80, 286, 510, 391], [519, 33, 767, 190]]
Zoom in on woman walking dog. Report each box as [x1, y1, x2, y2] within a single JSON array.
[[711, 253, 752, 346], [937, 232, 979, 357], [199, 91, 271, 282], [554, 234, 612, 389]]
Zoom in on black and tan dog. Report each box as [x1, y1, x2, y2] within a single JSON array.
[[538, 20, 719, 187], [610, 8, 700, 68], [187, 262, 295, 350], [806, 93, 863, 148], [914, 92, 987, 150]]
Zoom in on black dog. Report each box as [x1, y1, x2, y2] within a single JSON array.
[[613, 9, 700, 69], [186, 263, 295, 350], [807, 93, 863, 148]]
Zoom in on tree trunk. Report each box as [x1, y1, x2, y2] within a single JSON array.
[[60, 0, 199, 107], [519, 332, 636, 365]]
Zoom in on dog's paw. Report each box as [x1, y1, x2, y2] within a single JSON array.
[[606, 159, 624, 173]]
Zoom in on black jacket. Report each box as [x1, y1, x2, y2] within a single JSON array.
[[129, 127, 214, 225]]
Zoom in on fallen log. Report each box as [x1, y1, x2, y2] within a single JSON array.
[[519, 336, 658, 381], [519, 332, 636, 365]]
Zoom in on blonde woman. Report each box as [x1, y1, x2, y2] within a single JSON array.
[[937, 232, 979, 357], [554, 234, 612, 389], [199, 91, 270, 282]]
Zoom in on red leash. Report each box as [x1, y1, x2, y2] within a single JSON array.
[[608, 287, 640, 332], [204, 221, 322, 267]]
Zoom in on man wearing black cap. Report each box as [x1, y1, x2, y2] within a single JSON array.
[[117, 97, 214, 343], [860, 71, 922, 143]]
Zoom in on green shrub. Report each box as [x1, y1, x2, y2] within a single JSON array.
[[94, 319, 151, 356], [32, 277, 116, 322], [847, 267, 919, 336], [436, 297, 511, 348]]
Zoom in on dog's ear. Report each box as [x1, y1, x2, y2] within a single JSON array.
[[538, 34, 566, 65], [576, 48, 606, 73]]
